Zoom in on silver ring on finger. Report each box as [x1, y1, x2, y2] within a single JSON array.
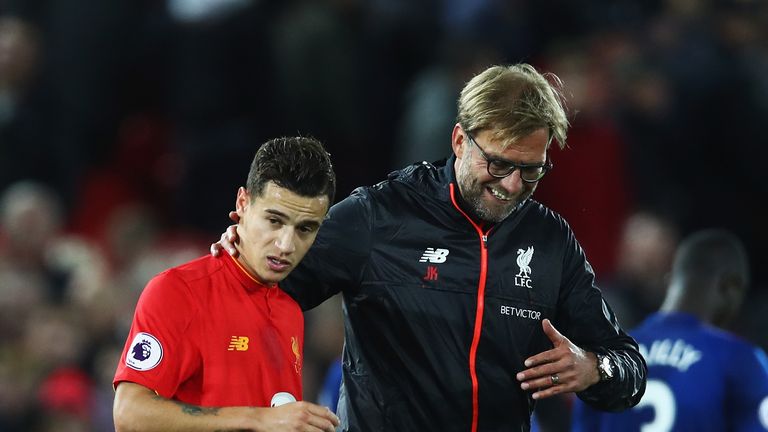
[[550, 374, 560, 385]]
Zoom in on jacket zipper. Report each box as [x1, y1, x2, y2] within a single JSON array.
[[449, 183, 491, 432]]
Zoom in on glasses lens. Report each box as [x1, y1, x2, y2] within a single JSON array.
[[488, 161, 515, 177], [520, 167, 546, 182]]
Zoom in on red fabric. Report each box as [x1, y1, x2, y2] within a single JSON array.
[[535, 119, 631, 276], [38, 367, 93, 418], [448, 183, 488, 432], [114, 254, 304, 407]]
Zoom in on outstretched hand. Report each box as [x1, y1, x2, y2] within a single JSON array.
[[515, 319, 600, 400], [210, 211, 241, 257]]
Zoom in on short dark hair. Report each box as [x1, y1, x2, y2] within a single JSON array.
[[246, 136, 336, 206], [674, 229, 750, 287]]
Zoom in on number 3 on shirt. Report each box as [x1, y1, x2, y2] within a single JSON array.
[[634, 379, 675, 432]]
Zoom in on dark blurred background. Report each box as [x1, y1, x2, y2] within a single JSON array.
[[1, 0, 766, 430]]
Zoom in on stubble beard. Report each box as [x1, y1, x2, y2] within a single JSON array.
[[456, 161, 534, 223]]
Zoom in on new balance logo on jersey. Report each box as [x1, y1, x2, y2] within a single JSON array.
[[515, 246, 534, 288], [419, 248, 450, 263], [228, 336, 249, 351]]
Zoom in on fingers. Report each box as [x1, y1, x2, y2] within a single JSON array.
[[541, 318, 564, 345], [222, 226, 239, 256], [516, 323, 599, 399], [517, 357, 565, 389], [308, 407, 340, 432], [517, 360, 576, 400], [264, 402, 339, 432], [210, 231, 235, 257], [211, 216, 241, 258], [529, 375, 569, 400], [211, 226, 240, 257], [298, 402, 339, 432], [521, 319, 570, 368], [226, 224, 238, 238], [307, 403, 340, 427], [517, 321, 577, 398]]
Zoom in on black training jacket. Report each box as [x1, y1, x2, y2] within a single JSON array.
[[283, 156, 646, 431]]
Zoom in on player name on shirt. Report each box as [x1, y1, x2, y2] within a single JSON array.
[[639, 338, 702, 372]]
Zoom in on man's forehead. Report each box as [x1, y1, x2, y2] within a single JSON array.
[[486, 128, 550, 148], [480, 129, 550, 159], [254, 182, 329, 219]]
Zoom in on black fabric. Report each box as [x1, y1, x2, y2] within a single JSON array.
[[283, 157, 646, 431]]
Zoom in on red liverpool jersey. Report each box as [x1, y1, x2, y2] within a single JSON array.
[[114, 254, 304, 407]]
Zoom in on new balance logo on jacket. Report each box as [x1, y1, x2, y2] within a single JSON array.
[[419, 248, 450, 263]]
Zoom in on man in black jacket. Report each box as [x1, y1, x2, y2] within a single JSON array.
[[214, 64, 646, 431]]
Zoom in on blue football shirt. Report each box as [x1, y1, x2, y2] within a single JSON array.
[[572, 312, 768, 432], [318, 358, 342, 413]]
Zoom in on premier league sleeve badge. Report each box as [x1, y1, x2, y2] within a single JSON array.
[[125, 332, 164, 371]]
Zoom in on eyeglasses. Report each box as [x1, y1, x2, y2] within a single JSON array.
[[464, 130, 552, 183]]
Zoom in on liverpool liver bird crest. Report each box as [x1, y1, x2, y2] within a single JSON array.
[[516, 247, 534, 278]]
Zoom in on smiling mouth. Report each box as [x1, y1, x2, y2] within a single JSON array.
[[487, 187, 512, 201]]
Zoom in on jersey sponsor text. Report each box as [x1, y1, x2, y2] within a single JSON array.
[[500, 304, 541, 320]]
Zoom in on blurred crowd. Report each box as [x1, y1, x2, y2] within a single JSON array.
[[1, 0, 767, 430]]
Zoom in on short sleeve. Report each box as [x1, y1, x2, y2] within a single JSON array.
[[113, 270, 200, 398]]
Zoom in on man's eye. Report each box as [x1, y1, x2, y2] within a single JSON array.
[[299, 226, 316, 234], [490, 160, 513, 170]]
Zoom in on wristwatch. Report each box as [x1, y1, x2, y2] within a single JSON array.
[[595, 353, 615, 382]]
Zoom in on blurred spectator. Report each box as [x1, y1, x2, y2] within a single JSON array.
[[393, 35, 501, 169], [602, 211, 679, 329], [0, 15, 45, 195], [536, 37, 633, 277], [0, 15, 38, 125], [0, 181, 68, 306], [572, 229, 768, 431]]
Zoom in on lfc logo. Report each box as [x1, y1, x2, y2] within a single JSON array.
[[291, 336, 302, 375], [515, 247, 534, 288]]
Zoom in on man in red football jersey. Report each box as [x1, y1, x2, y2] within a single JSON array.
[[113, 137, 340, 432]]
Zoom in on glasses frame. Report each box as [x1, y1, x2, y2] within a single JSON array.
[[464, 129, 553, 184]]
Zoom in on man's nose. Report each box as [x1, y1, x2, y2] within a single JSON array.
[[275, 229, 296, 254], [498, 169, 524, 193]]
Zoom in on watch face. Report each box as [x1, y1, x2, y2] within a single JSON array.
[[600, 356, 614, 379]]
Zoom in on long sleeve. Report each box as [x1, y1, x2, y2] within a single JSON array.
[[556, 222, 647, 411]]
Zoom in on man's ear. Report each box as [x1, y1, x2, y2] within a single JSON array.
[[235, 187, 249, 216], [719, 274, 745, 308], [451, 123, 467, 159]]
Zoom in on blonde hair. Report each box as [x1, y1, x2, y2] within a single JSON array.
[[457, 64, 569, 149]]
